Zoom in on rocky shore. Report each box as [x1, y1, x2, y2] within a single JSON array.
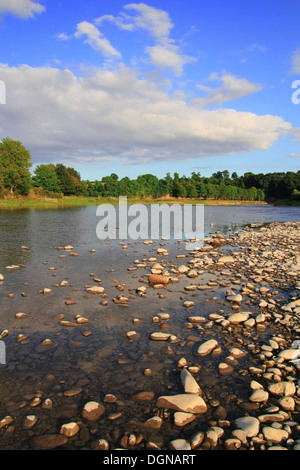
[[0, 221, 299, 450]]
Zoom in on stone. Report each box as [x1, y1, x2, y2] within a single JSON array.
[[169, 439, 191, 450], [268, 382, 296, 397], [30, 434, 68, 450], [60, 422, 80, 437], [218, 255, 235, 264], [82, 401, 105, 421], [85, 286, 105, 294], [262, 426, 289, 444], [218, 362, 233, 375], [156, 394, 207, 414], [278, 396, 295, 411], [229, 347, 247, 358], [278, 349, 300, 362], [180, 368, 202, 395], [228, 312, 250, 324], [23, 415, 38, 429], [249, 389, 269, 403], [148, 274, 169, 285], [197, 339, 218, 356], [150, 332, 170, 341], [234, 416, 260, 437], [174, 412, 196, 427]]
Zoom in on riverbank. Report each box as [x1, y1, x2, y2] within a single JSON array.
[[0, 195, 268, 209], [0, 220, 299, 450]]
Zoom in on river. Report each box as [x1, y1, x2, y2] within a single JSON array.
[[0, 203, 299, 450]]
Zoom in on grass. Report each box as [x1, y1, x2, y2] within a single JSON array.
[[0, 195, 269, 210]]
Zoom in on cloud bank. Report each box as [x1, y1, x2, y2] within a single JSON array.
[[0, 64, 291, 166]]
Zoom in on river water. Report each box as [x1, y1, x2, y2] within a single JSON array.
[[0, 203, 299, 449]]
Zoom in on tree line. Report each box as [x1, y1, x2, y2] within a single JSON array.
[[1, 137, 300, 202]]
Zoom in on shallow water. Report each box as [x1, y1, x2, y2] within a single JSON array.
[[0, 204, 299, 449]]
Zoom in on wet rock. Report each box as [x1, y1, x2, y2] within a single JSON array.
[[148, 274, 169, 285], [197, 339, 218, 356], [150, 332, 171, 341], [30, 434, 68, 450], [85, 286, 105, 294], [156, 394, 207, 414], [82, 401, 105, 421], [60, 422, 80, 437]]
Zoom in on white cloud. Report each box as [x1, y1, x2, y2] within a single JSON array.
[[123, 3, 174, 41], [94, 3, 195, 76], [75, 21, 121, 58], [195, 73, 262, 107], [0, 0, 45, 19], [0, 64, 292, 167], [146, 43, 196, 76], [96, 3, 173, 41]]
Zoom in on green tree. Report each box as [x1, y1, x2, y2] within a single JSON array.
[[55, 163, 76, 195], [33, 164, 61, 192], [0, 137, 32, 195]]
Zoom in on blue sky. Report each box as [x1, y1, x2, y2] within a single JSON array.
[[0, 0, 299, 181]]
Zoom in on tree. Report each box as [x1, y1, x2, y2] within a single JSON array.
[[33, 164, 61, 192], [55, 163, 76, 195], [0, 137, 32, 195]]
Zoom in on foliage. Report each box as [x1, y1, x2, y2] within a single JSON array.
[[0, 137, 32, 195], [1, 137, 300, 202]]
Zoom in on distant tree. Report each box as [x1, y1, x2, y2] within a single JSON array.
[[55, 163, 76, 195], [0, 137, 32, 195], [33, 164, 61, 192]]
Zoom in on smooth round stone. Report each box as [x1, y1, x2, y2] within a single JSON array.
[[197, 339, 218, 356], [268, 382, 296, 397], [249, 389, 269, 403], [150, 332, 171, 341], [234, 416, 260, 437], [82, 401, 105, 421], [169, 439, 191, 450]]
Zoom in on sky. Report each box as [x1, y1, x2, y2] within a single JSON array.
[[0, 0, 300, 181]]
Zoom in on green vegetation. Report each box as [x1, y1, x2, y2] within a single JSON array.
[[1, 137, 300, 206]]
